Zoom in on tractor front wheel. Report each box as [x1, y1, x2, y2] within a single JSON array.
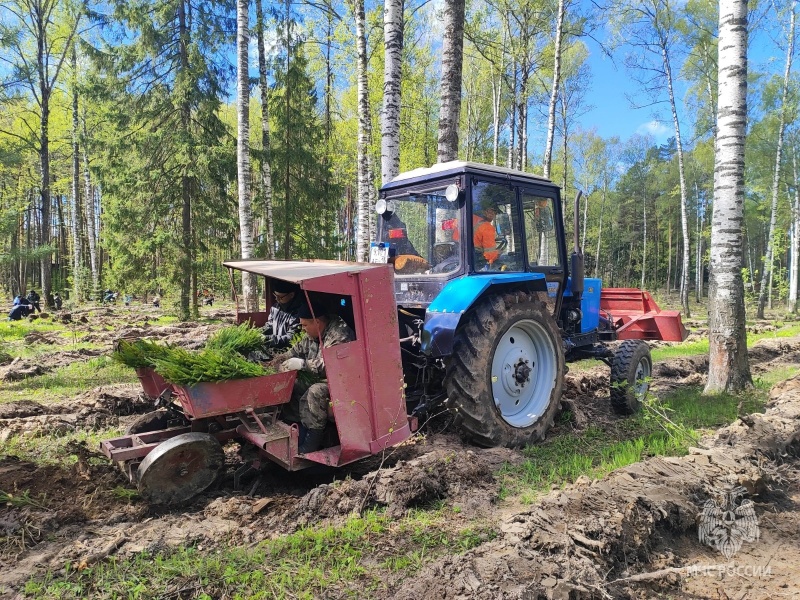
[[445, 292, 564, 448], [610, 340, 652, 415]]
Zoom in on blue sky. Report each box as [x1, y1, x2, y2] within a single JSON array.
[[577, 20, 789, 146]]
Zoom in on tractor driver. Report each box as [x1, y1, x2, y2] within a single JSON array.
[[275, 300, 356, 454], [473, 198, 501, 268]]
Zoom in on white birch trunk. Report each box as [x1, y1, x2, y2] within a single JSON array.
[[437, 0, 465, 162], [356, 0, 373, 261], [256, 0, 274, 259], [381, 0, 403, 184], [662, 44, 691, 317], [236, 0, 256, 311], [705, 0, 752, 394], [70, 47, 82, 302], [81, 114, 98, 294], [542, 0, 566, 179], [641, 195, 647, 290], [790, 148, 800, 312], [757, 2, 794, 318]]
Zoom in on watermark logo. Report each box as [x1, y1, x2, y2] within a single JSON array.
[[698, 484, 759, 559]]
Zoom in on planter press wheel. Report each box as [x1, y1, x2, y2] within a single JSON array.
[[445, 292, 564, 448], [137, 432, 225, 506]]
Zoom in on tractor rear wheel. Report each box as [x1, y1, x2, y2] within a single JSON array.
[[610, 340, 652, 415], [136, 432, 225, 505], [445, 292, 564, 448]]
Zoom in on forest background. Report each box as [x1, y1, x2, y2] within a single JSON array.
[[0, 0, 796, 322]]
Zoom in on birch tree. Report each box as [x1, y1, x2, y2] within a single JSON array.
[[382, 0, 403, 183], [542, 0, 567, 179], [70, 46, 82, 302], [355, 0, 373, 260], [756, 1, 795, 318], [237, 0, 256, 311], [790, 142, 800, 312], [256, 0, 275, 259], [705, 0, 752, 394], [437, 0, 466, 162]]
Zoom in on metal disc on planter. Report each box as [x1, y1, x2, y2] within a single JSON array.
[[137, 432, 225, 505]]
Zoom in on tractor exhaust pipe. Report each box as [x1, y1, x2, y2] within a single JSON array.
[[571, 190, 584, 299]]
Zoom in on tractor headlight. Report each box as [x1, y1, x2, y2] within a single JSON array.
[[375, 199, 396, 215], [445, 183, 460, 202]]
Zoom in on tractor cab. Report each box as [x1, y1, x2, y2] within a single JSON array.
[[373, 162, 568, 314]]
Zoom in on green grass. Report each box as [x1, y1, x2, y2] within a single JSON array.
[[22, 508, 495, 599], [0, 356, 137, 405], [651, 322, 800, 361], [499, 360, 793, 502]]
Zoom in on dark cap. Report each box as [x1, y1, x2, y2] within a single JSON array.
[[297, 300, 327, 320], [272, 279, 300, 294]]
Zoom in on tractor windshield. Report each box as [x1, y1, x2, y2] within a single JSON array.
[[376, 188, 462, 276]]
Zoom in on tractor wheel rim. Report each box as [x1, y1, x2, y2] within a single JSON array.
[[491, 320, 557, 428], [634, 357, 651, 399]]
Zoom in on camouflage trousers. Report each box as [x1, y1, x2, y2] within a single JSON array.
[[281, 380, 330, 430]]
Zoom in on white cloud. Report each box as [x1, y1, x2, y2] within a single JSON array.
[[636, 120, 671, 139]]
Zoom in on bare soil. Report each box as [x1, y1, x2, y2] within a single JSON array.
[[1, 308, 799, 599]]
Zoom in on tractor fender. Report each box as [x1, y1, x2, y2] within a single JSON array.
[[420, 273, 548, 357]]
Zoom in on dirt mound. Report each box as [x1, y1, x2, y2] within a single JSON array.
[[291, 449, 497, 523], [391, 377, 800, 600]]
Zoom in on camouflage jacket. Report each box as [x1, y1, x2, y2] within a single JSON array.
[[281, 316, 355, 376]]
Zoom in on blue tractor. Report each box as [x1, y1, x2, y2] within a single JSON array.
[[371, 161, 687, 448]]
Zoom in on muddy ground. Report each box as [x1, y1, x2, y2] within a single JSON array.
[[1, 306, 799, 598]]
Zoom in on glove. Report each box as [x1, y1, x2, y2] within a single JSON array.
[[280, 357, 306, 372], [263, 334, 276, 347]]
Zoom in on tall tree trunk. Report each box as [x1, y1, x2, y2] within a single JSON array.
[[790, 147, 800, 312], [542, 0, 566, 180], [757, 3, 795, 318], [515, 65, 527, 171], [256, 0, 275, 259], [283, 0, 292, 259], [355, 0, 374, 261], [237, 0, 256, 312], [70, 46, 82, 302], [705, 0, 752, 394], [178, 0, 192, 320], [382, 0, 403, 183], [437, 0, 465, 162], [641, 195, 647, 290], [38, 22, 52, 308], [81, 124, 98, 295], [662, 44, 691, 317]]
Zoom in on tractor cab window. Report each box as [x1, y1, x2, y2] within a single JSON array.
[[377, 188, 462, 275], [470, 181, 524, 272], [523, 193, 559, 267]]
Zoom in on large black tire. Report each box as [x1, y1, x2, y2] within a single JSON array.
[[610, 340, 652, 415], [125, 409, 186, 435], [445, 292, 564, 448]]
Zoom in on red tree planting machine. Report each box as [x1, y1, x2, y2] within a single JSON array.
[[101, 162, 687, 505]]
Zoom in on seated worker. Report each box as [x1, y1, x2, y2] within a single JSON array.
[[53, 292, 63, 310], [275, 300, 356, 453], [249, 281, 303, 361], [264, 282, 302, 349], [473, 199, 501, 268]]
